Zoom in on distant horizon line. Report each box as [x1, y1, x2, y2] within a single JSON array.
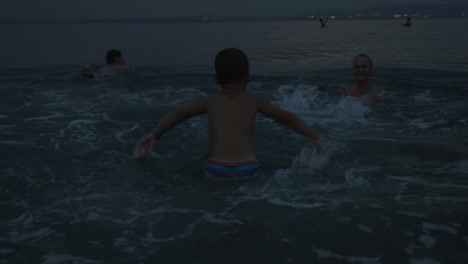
[[1, 15, 466, 24], [2, 2, 466, 24]]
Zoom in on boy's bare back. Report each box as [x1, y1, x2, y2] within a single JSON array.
[[207, 90, 258, 162]]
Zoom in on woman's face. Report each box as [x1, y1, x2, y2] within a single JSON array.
[[353, 56, 372, 81]]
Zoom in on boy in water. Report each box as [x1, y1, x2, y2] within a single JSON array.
[[344, 54, 387, 105], [136, 48, 326, 179], [81, 49, 130, 79]]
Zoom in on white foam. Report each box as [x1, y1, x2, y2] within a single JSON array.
[[133, 142, 164, 159], [458, 160, 468, 174], [312, 247, 334, 258], [113, 236, 140, 253], [0, 248, 14, 254], [311, 247, 380, 264], [275, 84, 321, 113], [24, 114, 65, 123], [422, 222, 458, 235], [409, 258, 442, 264], [117, 124, 139, 143], [0, 124, 16, 128], [387, 175, 468, 190], [407, 118, 448, 130], [410, 90, 439, 103], [268, 197, 323, 209], [42, 252, 100, 264], [418, 235, 437, 248], [404, 242, 419, 255], [0, 140, 28, 145], [272, 83, 373, 128], [57, 119, 99, 142], [137, 218, 197, 244], [201, 212, 243, 225], [322, 96, 372, 126], [396, 211, 427, 218], [345, 169, 369, 188], [358, 225, 373, 233], [9, 227, 55, 243], [291, 144, 330, 171], [42, 252, 99, 264]]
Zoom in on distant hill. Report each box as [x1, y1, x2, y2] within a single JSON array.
[[2, 3, 466, 23], [310, 3, 468, 19]]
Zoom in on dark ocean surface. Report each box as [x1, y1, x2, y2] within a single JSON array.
[[1, 18, 467, 263]]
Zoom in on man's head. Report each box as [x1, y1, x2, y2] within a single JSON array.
[[215, 48, 250, 85], [106, 49, 125, 65]]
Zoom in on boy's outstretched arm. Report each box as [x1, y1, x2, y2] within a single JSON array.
[[256, 95, 326, 152], [136, 97, 209, 157]]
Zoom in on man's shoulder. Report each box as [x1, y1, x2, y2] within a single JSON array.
[[96, 65, 112, 75], [97, 64, 130, 76], [109, 64, 130, 73], [116, 65, 131, 71]]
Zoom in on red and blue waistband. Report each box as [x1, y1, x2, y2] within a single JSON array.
[[204, 159, 261, 179]]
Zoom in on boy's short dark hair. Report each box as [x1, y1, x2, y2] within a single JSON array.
[[106, 49, 122, 64], [215, 48, 249, 85]]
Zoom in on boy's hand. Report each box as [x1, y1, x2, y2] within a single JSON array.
[[316, 138, 327, 154], [135, 134, 158, 158]]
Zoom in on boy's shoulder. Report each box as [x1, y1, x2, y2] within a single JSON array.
[[213, 89, 258, 98], [208, 90, 263, 107]]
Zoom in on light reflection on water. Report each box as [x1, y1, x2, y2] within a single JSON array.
[[1, 19, 467, 73]]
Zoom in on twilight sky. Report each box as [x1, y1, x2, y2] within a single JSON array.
[[0, 0, 464, 21]]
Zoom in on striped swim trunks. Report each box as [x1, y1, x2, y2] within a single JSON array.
[[203, 159, 261, 180]]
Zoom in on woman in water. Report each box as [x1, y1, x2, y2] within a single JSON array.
[[344, 54, 388, 105]]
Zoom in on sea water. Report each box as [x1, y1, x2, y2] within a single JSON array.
[[0, 18, 467, 263]]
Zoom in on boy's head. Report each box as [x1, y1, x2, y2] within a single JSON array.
[[215, 48, 250, 85], [106, 49, 124, 64]]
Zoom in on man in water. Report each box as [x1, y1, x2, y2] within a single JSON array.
[[136, 48, 326, 180], [402, 17, 412, 27], [81, 49, 130, 79], [344, 54, 388, 105], [319, 17, 329, 30]]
